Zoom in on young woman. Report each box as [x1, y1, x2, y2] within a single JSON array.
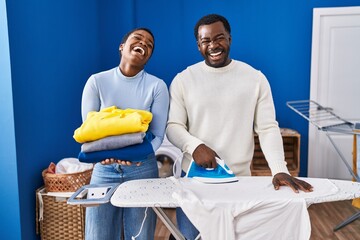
[[81, 28, 169, 240]]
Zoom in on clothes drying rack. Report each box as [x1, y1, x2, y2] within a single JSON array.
[[287, 99, 360, 231]]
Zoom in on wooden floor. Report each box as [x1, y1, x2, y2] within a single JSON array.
[[308, 200, 360, 240], [154, 200, 360, 240]]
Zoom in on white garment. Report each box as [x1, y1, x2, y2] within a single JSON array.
[[172, 177, 338, 240], [167, 60, 289, 176], [55, 157, 93, 174]]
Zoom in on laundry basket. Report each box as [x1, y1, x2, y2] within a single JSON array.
[[36, 187, 85, 240], [42, 168, 92, 192], [37, 167, 93, 240]]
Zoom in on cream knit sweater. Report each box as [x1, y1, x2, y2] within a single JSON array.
[[166, 60, 289, 176]]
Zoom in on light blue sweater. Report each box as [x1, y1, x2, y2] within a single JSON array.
[[81, 67, 169, 151]]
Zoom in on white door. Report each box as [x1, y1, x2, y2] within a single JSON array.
[[309, 6, 360, 180]]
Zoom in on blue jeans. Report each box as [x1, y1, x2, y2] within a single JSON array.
[[176, 207, 200, 240], [176, 172, 200, 240], [85, 154, 158, 240]]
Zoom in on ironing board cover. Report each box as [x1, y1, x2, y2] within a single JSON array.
[[110, 177, 360, 207], [110, 177, 360, 240]]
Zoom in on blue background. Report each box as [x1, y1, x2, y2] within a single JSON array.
[[2, 0, 360, 239]]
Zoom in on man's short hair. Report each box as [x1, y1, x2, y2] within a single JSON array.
[[194, 14, 231, 40]]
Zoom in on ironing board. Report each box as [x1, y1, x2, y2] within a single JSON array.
[[287, 100, 360, 230], [110, 177, 360, 240]]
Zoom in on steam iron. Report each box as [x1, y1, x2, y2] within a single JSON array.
[[185, 157, 238, 183]]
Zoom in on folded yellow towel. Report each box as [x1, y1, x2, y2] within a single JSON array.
[[74, 106, 152, 143]]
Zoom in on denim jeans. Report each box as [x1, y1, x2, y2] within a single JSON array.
[[85, 154, 158, 240], [176, 207, 200, 240]]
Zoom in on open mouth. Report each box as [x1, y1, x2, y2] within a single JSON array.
[[209, 51, 222, 57], [133, 46, 145, 56], [208, 50, 223, 60]]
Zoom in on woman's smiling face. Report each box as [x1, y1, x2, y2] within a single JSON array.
[[120, 29, 155, 67]]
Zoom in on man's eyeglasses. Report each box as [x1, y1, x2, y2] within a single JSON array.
[[198, 35, 227, 47]]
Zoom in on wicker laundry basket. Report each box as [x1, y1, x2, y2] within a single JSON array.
[[36, 187, 86, 240], [42, 168, 92, 192], [37, 167, 93, 239]]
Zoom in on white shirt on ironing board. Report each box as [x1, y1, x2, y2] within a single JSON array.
[[172, 177, 338, 240]]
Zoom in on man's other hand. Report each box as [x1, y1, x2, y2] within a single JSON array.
[[272, 172, 313, 193]]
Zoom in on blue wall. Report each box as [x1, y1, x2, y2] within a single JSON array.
[[0, 0, 21, 239], [3, 0, 360, 239]]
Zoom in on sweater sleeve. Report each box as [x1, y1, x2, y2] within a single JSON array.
[[147, 80, 170, 152], [81, 75, 100, 122], [254, 71, 289, 175], [166, 74, 204, 155]]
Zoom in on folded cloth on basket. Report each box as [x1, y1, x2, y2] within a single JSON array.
[[172, 177, 338, 240], [73, 106, 152, 143], [55, 158, 93, 174], [81, 132, 145, 153], [78, 136, 154, 163]]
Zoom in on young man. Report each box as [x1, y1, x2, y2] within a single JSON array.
[[166, 14, 313, 239], [82, 28, 169, 240]]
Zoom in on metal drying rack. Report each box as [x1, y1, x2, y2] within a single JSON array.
[[287, 99, 360, 231]]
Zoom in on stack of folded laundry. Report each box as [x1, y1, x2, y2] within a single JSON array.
[[73, 106, 154, 163]]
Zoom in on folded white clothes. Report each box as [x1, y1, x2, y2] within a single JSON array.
[[171, 177, 339, 240], [55, 157, 93, 174]]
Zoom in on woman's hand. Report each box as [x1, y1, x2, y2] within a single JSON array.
[[100, 158, 141, 166]]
